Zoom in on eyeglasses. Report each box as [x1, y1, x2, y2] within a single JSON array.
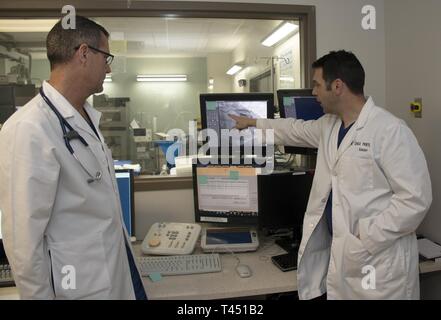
[[74, 44, 114, 65]]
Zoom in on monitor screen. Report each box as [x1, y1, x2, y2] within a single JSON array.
[[258, 171, 313, 243], [200, 93, 274, 150], [277, 89, 324, 155], [193, 164, 260, 226], [115, 169, 135, 237], [205, 228, 252, 245]]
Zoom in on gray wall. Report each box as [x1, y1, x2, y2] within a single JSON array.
[[385, 0, 440, 242], [135, 189, 195, 240], [384, 0, 441, 299]]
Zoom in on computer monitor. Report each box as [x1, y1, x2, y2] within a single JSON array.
[[258, 171, 313, 252], [200, 93, 275, 155], [193, 163, 260, 226], [277, 89, 325, 155], [115, 169, 135, 237]]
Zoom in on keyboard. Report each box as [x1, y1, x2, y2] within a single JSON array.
[[0, 263, 15, 287], [137, 253, 222, 276]]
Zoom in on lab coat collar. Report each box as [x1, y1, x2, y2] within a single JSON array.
[[42, 81, 103, 143], [335, 96, 375, 159], [42, 81, 75, 119], [72, 102, 103, 143], [83, 102, 102, 133], [353, 96, 375, 132]]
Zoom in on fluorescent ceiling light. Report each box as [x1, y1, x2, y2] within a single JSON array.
[[226, 65, 243, 76], [136, 75, 187, 82], [261, 22, 298, 47], [104, 74, 112, 83], [0, 19, 58, 32]]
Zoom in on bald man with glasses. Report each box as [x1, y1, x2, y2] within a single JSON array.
[[0, 16, 147, 300]]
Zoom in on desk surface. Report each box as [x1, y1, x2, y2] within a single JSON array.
[[2, 240, 441, 300], [137, 239, 294, 300]]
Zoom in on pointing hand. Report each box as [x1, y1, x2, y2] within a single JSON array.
[[229, 114, 257, 129]]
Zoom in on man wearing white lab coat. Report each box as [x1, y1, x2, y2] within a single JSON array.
[[0, 17, 146, 299], [231, 50, 432, 299]]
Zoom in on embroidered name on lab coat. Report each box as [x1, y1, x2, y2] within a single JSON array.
[[351, 141, 371, 153]]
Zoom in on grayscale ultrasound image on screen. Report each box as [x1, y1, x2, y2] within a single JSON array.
[[216, 100, 267, 146], [218, 101, 267, 130]]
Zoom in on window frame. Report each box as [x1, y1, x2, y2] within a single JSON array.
[[0, 1, 316, 87]]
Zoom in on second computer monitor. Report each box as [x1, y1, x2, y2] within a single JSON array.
[[192, 164, 260, 226], [277, 89, 325, 155], [115, 169, 135, 237], [258, 171, 313, 250]]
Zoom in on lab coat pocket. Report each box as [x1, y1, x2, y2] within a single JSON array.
[[343, 234, 372, 277], [343, 234, 394, 293], [339, 156, 373, 191], [48, 233, 111, 299]]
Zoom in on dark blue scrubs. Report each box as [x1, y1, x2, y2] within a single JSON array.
[[125, 239, 147, 300]]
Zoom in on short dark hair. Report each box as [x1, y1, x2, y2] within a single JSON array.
[[312, 50, 365, 95], [46, 16, 109, 70]]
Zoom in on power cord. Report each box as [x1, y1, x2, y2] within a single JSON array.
[[258, 236, 287, 262], [210, 245, 242, 268]]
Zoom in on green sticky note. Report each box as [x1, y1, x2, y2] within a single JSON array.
[[198, 176, 208, 184], [229, 171, 239, 180], [283, 97, 294, 106], [207, 101, 217, 111], [148, 272, 162, 282]]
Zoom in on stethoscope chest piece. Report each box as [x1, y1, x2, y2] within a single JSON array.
[[87, 171, 102, 184]]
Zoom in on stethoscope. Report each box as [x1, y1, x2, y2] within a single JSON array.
[[39, 87, 102, 183]]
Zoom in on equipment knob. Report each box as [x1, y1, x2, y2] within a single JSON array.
[[148, 237, 161, 247]]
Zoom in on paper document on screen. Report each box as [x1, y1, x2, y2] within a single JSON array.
[[418, 238, 441, 259], [198, 179, 252, 211]]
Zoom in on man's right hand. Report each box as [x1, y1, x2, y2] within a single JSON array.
[[229, 114, 257, 129]]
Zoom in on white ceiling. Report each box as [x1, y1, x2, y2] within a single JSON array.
[[0, 17, 298, 58]]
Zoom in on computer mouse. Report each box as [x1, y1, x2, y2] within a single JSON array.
[[236, 264, 252, 278]]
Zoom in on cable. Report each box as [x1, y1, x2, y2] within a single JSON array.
[[210, 245, 242, 268], [257, 235, 287, 262]]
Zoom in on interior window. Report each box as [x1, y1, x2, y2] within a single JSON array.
[[0, 16, 303, 174]]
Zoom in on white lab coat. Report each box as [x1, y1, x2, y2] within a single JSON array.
[[257, 97, 432, 299], [0, 81, 139, 299]]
